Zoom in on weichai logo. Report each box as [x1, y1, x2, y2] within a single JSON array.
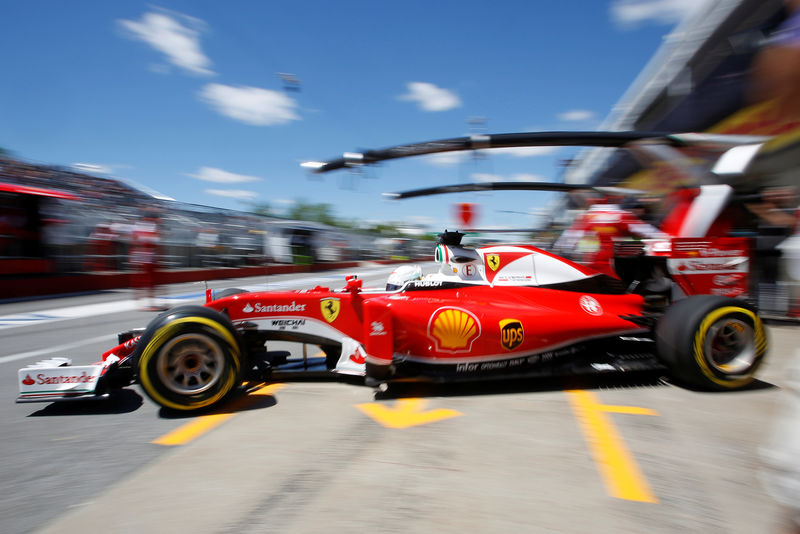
[[428, 307, 481, 353], [499, 319, 524, 351]]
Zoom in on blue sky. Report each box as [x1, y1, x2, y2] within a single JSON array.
[[0, 1, 705, 232]]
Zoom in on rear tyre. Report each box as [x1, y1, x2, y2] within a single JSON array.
[[135, 306, 244, 411], [656, 295, 767, 390]]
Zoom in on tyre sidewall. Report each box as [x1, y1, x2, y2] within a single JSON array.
[[656, 296, 767, 390], [135, 306, 243, 411]]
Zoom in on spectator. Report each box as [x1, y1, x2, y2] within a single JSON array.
[[130, 213, 162, 310], [750, 0, 800, 120]]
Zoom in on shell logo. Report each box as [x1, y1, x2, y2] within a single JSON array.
[[428, 307, 481, 353]]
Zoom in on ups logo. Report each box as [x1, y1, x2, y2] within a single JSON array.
[[499, 319, 524, 351]]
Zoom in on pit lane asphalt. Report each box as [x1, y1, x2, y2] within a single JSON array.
[[1, 268, 797, 534]]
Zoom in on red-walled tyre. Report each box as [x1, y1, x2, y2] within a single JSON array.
[[656, 295, 767, 390]]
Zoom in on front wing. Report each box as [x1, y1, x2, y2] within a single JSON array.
[[17, 357, 118, 403]]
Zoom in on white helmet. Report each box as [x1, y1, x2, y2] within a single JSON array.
[[386, 264, 423, 291]]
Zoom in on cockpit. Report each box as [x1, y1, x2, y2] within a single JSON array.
[[386, 230, 597, 291]]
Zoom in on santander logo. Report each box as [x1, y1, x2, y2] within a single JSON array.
[[22, 372, 97, 386]]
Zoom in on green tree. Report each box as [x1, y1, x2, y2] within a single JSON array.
[[245, 201, 274, 218], [288, 200, 338, 226]]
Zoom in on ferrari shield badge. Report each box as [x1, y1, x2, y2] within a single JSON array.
[[320, 298, 341, 323], [486, 254, 501, 272]]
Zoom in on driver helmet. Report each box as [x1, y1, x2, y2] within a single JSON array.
[[386, 264, 423, 291]]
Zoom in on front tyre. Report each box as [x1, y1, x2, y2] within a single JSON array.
[[656, 295, 767, 390], [137, 308, 243, 411]]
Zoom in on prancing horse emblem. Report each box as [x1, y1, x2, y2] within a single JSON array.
[[320, 298, 341, 323], [486, 254, 501, 272]]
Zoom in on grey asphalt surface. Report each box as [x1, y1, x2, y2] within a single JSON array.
[[1, 266, 798, 534]]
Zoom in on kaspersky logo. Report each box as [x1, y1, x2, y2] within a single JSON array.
[[428, 307, 481, 353]]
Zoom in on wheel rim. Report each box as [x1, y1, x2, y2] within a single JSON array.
[[156, 333, 225, 395], [703, 317, 756, 375]]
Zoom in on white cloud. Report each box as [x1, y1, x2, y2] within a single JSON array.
[[189, 167, 262, 183], [421, 145, 558, 168], [558, 109, 595, 122], [205, 189, 259, 199], [511, 173, 548, 182], [423, 152, 468, 167], [72, 162, 114, 175], [610, 0, 708, 29], [200, 83, 300, 126], [399, 82, 462, 112], [118, 9, 214, 76], [489, 146, 560, 158], [472, 173, 500, 183], [471, 172, 547, 183]]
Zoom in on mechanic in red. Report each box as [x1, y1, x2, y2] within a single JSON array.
[[130, 212, 162, 310], [554, 195, 665, 278]]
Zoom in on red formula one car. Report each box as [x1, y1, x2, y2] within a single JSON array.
[[17, 132, 771, 412], [17, 228, 766, 412]]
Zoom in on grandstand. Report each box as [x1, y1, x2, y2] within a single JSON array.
[[1, 154, 416, 278]]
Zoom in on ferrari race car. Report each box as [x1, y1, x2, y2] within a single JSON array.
[[17, 131, 773, 412], [17, 229, 767, 412]]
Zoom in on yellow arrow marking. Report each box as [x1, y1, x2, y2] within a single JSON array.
[[356, 398, 463, 429], [153, 383, 284, 446], [566, 390, 659, 503]]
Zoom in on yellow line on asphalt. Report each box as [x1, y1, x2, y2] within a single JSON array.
[[152, 384, 284, 446], [599, 405, 659, 416], [566, 389, 658, 503]]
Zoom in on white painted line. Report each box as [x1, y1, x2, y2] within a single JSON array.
[[0, 300, 141, 330], [0, 334, 117, 365], [0, 266, 400, 332]]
